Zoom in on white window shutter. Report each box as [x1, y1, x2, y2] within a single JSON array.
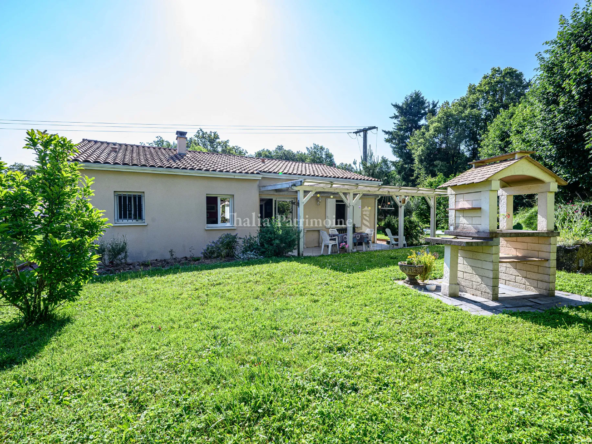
[[325, 198, 336, 227], [353, 202, 362, 227]]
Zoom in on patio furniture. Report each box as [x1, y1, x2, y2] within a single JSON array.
[[365, 229, 374, 250], [385, 228, 406, 249], [329, 228, 339, 236], [330, 232, 371, 252], [320, 230, 338, 254]]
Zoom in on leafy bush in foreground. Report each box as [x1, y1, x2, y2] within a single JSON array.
[[0, 130, 108, 325], [258, 218, 299, 257], [201, 233, 239, 259]]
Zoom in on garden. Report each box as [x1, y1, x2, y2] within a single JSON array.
[[2, 248, 592, 442]]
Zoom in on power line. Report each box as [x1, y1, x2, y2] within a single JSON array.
[[0, 127, 353, 135], [0, 118, 366, 130]]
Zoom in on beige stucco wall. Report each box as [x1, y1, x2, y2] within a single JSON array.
[[85, 168, 379, 259], [85, 169, 261, 261]]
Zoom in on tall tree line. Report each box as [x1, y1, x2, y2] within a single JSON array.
[[386, 1, 592, 199]]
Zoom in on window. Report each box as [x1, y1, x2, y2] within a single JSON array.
[[207, 195, 233, 226], [259, 198, 295, 221], [115, 193, 145, 224], [335, 200, 346, 225]]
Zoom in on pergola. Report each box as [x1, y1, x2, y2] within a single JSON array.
[[259, 179, 447, 255]]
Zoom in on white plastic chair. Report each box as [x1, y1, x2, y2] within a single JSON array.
[[320, 230, 338, 254], [364, 229, 374, 250], [328, 228, 339, 236], [385, 228, 406, 249]]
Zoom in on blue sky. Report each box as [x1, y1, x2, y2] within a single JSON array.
[[0, 0, 578, 165]]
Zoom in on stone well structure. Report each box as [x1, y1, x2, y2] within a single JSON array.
[[427, 151, 567, 300]]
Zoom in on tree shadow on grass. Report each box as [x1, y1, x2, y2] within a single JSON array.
[[91, 247, 442, 284], [0, 315, 71, 371], [508, 304, 592, 331]]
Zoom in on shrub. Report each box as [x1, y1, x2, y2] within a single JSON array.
[[381, 215, 424, 246], [556, 201, 592, 246], [0, 130, 109, 325], [237, 233, 263, 260], [405, 249, 439, 282], [513, 206, 538, 230], [201, 233, 239, 259], [96, 236, 128, 265], [258, 218, 299, 257]]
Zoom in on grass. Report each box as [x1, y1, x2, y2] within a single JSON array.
[[2, 247, 592, 443]]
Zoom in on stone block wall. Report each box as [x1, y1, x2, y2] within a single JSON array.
[[457, 245, 500, 300], [499, 237, 557, 296], [453, 192, 482, 232]]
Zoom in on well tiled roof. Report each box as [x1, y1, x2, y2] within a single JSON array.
[[440, 159, 522, 188], [73, 139, 379, 182]]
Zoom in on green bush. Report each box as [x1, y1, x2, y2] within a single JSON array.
[[413, 174, 450, 230], [201, 233, 239, 259], [380, 215, 424, 246], [512, 206, 538, 230], [0, 130, 109, 325], [556, 201, 592, 245], [238, 234, 263, 260], [258, 218, 299, 257]]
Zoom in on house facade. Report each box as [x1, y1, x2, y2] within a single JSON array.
[[73, 132, 382, 261]]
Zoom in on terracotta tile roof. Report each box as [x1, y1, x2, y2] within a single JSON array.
[[72, 139, 379, 182], [440, 159, 522, 188]]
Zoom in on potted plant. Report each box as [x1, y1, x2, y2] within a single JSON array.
[[339, 242, 348, 253], [399, 249, 439, 285], [398, 251, 424, 285]]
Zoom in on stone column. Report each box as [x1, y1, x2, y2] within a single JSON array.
[[442, 245, 459, 297], [538, 192, 555, 231], [480, 189, 498, 232], [499, 195, 513, 230]]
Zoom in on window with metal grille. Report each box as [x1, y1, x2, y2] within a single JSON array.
[[115, 193, 145, 224]]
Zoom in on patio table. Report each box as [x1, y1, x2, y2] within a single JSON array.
[[330, 232, 370, 251]]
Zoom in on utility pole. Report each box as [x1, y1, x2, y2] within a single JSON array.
[[352, 126, 377, 163]]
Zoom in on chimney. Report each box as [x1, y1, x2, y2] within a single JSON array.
[[176, 131, 187, 155]]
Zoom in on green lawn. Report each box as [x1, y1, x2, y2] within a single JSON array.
[[2, 248, 592, 443]]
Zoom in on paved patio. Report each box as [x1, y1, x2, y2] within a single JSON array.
[[303, 242, 391, 256], [396, 279, 592, 316]]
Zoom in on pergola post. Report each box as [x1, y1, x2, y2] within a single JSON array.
[[425, 196, 437, 238], [347, 192, 354, 252], [297, 189, 304, 256], [296, 190, 314, 256], [394, 196, 406, 248], [374, 197, 378, 243]]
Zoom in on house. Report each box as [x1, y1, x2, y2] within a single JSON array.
[[73, 131, 446, 261]]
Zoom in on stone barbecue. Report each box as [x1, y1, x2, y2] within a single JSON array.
[[427, 151, 568, 301]]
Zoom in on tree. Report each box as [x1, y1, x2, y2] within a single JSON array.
[[305, 143, 336, 166], [383, 91, 438, 186], [254, 145, 309, 162], [142, 129, 247, 156], [255, 144, 337, 166], [407, 67, 528, 181], [408, 101, 471, 181], [187, 129, 248, 156], [0, 130, 109, 325], [358, 151, 399, 185], [479, 2, 592, 197], [7, 162, 36, 178], [142, 136, 176, 149], [412, 174, 450, 230]]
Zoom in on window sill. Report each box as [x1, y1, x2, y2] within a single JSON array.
[[114, 222, 148, 226], [205, 226, 237, 230]]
